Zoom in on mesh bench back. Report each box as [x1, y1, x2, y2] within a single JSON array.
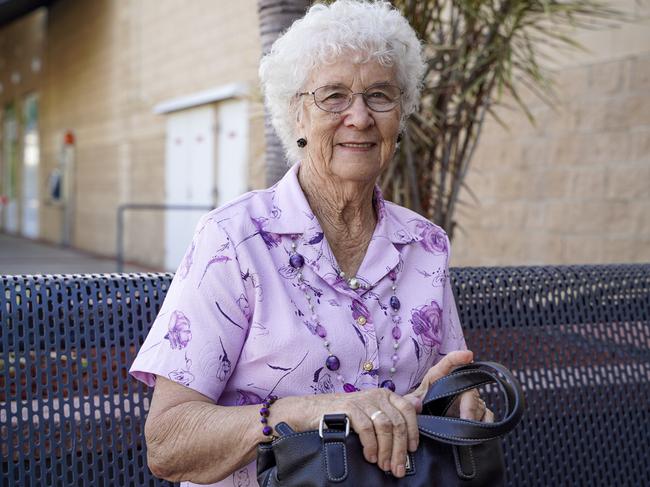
[[1, 264, 649, 486]]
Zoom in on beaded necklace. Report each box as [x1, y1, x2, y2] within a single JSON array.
[[288, 240, 402, 392]]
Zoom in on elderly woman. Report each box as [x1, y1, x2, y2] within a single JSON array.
[[130, 1, 493, 486]]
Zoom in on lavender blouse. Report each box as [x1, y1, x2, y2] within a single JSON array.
[[130, 163, 467, 487]]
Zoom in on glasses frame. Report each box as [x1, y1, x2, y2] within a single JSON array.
[[297, 83, 404, 113]]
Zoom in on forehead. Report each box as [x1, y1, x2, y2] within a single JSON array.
[[306, 58, 397, 88]]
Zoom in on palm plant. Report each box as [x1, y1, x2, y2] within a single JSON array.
[[258, 0, 312, 186], [385, 0, 625, 239]]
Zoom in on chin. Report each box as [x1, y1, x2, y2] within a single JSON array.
[[330, 157, 382, 183]]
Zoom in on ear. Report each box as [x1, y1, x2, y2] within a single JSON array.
[[291, 95, 307, 133]]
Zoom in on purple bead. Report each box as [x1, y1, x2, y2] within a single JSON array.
[[381, 380, 396, 392], [343, 383, 358, 393], [391, 326, 402, 340], [388, 270, 397, 281], [262, 425, 273, 436], [389, 296, 401, 311], [260, 407, 269, 417], [326, 355, 340, 371], [260, 417, 268, 424], [316, 324, 327, 338], [289, 253, 305, 269]]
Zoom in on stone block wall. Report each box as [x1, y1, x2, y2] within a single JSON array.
[[453, 53, 650, 265]]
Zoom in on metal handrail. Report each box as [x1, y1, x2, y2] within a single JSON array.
[[116, 203, 213, 272]]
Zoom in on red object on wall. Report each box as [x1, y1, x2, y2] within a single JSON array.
[[64, 131, 75, 145]]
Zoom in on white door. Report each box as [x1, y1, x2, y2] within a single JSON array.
[[22, 94, 40, 239], [165, 106, 217, 271], [2, 105, 19, 234], [216, 99, 249, 207]]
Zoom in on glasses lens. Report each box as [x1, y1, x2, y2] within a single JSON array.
[[364, 85, 401, 111], [313, 85, 352, 112]]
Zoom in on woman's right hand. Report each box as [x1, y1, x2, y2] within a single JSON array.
[[276, 351, 472, 478], [292, 386, 418, 478]]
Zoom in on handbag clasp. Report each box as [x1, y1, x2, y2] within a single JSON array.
[[319, 414, 350, 438]]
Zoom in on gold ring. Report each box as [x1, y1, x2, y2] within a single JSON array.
[[370, 410, 384, 421]]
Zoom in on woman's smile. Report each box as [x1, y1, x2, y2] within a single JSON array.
[[337, 141, 377, 151]]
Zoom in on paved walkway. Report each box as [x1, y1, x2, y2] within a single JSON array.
[[0, 232, 154, 275]]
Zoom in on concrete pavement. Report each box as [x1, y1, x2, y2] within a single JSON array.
[[0, 232, 155, 275]]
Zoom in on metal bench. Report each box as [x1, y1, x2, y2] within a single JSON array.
[[2, 264, 649, 486]]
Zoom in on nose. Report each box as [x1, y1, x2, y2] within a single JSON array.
[[342, 93, 374, 129]]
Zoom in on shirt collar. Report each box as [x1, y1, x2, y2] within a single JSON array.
[[264, 163, 422, 245]]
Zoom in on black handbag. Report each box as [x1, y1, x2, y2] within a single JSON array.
[[257, 361, 525, 487]]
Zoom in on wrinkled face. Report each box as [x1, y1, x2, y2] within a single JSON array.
[[296, 58, 401, 184]]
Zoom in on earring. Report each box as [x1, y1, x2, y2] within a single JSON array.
[[396, 133, 403, 144], [297, 138, 307, 148]]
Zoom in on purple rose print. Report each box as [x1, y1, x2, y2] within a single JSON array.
[[236, 389, 264, 406], [178, 240, 195, 280], [164, 310, 192, 350], [168, 368, 195, 386], [251, 217, 281, 249], [316, 373, 335, 394], [278, 265, 299, 279], [410, 300, 443, 349], [351, 299, 372, 324], [233, 467, 251, 487], [417, 222, 448, 254], [168, 353, 194, 386]]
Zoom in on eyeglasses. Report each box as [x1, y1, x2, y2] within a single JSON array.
[[298, 83, 403, 113]]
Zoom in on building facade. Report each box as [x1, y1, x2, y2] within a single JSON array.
[[1, 0, 265, 271], [0, 0, 648, 271]]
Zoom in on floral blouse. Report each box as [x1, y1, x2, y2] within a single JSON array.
[[129, 163, 466, 487]]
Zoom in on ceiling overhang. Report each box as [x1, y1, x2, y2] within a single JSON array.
[[0, 0, 54, 28]]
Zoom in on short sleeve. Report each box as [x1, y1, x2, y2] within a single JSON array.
[[438, 233, 467, 354], [129, 213, 252, 403]]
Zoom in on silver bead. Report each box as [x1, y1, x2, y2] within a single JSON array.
[[390, 367, 396, 374], [323, 341, 330, 347], [291, 242, 296, 249], [339, 271, 346, 277], [348, 278, 360, 290], [393, 342, 399, 349], [306, 294, 311, 301], [391, 285, 397, 291]]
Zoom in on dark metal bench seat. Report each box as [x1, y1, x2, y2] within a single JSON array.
[[2, 264, 649, 486]]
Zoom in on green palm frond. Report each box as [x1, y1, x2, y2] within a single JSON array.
[[381, 0, 630, 238]]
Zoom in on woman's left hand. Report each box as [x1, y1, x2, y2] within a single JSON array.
[[446, 388, 495, 423], [403, 350, 494, 423]]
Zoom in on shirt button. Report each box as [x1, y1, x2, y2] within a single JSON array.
[[362, 361, 374, 372], [357, 316, 367, 326]]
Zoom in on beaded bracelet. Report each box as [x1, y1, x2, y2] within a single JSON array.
[[260, 395, 278, 437]]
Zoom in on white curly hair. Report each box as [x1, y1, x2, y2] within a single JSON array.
[[258, 0, 426, 163]]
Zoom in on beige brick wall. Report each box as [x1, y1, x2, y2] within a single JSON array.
[[5, 1, 648, 269], [37, 0, 263, 268], [453, 50, 650, 265]]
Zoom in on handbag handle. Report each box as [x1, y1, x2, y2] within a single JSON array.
[[416, 361, 525, 446]]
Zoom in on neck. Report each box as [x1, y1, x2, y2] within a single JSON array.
[[298, 163, 377, 276]]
